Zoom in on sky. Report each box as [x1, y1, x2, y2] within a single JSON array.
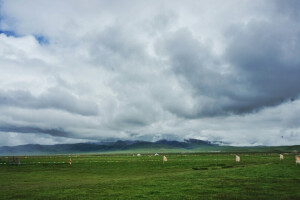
[[0, 0, 300, 146]]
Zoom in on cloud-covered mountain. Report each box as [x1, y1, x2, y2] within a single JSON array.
[[1, 139, 299, 156], [0, 139, 215, 155]]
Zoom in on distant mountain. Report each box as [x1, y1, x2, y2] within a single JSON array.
[[0, 139, 214, 155], [0, 139, 299, 155]]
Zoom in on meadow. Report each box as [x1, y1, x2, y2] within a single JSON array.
[[0, 153, 299, 199]]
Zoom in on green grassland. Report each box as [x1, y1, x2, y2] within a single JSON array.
[[0, 153, 300, 199]]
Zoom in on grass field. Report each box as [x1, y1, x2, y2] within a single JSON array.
[[0, 153, 300, 199]]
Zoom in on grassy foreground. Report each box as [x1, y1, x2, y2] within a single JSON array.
[[0, 153, 300, 199]]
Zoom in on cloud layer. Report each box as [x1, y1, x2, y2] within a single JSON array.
[[0, 0, 300, 146]]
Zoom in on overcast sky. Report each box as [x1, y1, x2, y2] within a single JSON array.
[[0, 0, 300, 146]]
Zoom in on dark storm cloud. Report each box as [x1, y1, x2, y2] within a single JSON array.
[[273, 0, 300, 20], [156, 29, 224, 117], [158, 14, 300, 118], [157, 29, 251, 117], [0, 125, 69, 137], [0, 88, 99, 116], [225, 19, 300, 111]]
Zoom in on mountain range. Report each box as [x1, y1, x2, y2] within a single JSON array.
[[0, 139, 299, 155]]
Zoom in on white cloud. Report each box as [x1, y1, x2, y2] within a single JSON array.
[[0, 0, 299, 146]]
